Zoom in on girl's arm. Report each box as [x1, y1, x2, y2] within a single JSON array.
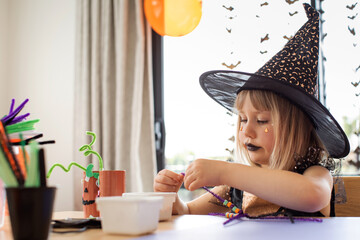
[[171, 185, 231, 215], [184, 159, 333, 213], [186, 185, 230, 215]]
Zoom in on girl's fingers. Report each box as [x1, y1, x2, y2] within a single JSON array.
[[159, 169, 183, 182], [187, 182, 197, 191], [154, 169, 184, 192], [154, 182, 178, 192], [159, 170, 183, 184], [184, 172, 196, 190], [184, 162, 208, 191], [156, 174, 178, 185], [185, 177, 201, 191]]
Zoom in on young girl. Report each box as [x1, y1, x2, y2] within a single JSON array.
[[154, 4, 349, 218]]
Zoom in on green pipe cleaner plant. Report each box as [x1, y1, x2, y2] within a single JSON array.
[[47, 131, 104, 181], [79, 131, 104, 171]]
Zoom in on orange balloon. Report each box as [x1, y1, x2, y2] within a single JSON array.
[[144, 0, 202, 37]]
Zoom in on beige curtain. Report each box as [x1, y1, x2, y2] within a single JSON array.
[[73, 0, 157, 210]]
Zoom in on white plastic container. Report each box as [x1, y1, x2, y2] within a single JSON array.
[[123, 192, 176, 221], [96, 196, 163, 235]]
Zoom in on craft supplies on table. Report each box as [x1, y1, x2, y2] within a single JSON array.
[[0, 98, 56, 240]]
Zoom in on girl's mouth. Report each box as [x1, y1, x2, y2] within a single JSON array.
[[245, 143, 261, 151]]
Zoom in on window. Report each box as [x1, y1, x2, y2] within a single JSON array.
[[154, 1, 360, 200]]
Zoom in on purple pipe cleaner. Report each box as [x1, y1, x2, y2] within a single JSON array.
[[9, 99, 15, 113], [9, 113, 30, 125], [2, 99, 29, 125], [210, 212, 322, 225]]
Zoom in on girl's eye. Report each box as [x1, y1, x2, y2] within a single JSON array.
[[257, 120, 268, 124], [240, 119, 247, 123]]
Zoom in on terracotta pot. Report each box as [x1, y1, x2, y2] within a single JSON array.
[[99, 170, 126, 197], [82, 171, 99, 218]]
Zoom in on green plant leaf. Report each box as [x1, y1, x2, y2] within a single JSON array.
[[86, 164, 94, 178]]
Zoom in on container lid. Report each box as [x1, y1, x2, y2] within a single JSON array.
[[96, 196, 164, 204], [123, 192, 176, 197]]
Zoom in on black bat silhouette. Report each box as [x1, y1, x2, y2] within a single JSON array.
[[346, 3, 358, 10], [348, 13, 358, 20], [222, 5, 234, 11], [348, 26, 356, 35], [285, 0, 299, 5]]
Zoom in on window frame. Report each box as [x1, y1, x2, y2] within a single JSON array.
[[152, 30, 165, 173]]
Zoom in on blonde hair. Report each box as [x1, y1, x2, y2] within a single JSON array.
[[234, 90, 327, 171]]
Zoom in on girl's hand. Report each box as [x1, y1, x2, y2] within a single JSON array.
[[154, 169, 184, 192], [184, 159, 229, 191]]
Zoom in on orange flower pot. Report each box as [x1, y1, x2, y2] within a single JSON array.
[[99, 170, 126, 197], [82, 171, 99, 218]]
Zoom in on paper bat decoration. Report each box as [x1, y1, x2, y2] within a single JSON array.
[[261, 33, 269, 43], [346, 3, 358, 10]]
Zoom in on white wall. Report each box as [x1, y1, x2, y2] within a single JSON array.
[[0, 0, 76, 211], [0, 0, 9, 105]]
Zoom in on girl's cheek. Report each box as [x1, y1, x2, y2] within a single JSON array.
[[238, 131, 245, 141], [264, 130, 275, 149]]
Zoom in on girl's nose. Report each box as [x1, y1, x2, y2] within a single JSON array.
[[242, 124, 256, 138]]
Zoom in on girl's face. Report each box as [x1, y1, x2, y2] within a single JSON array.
[[238, 95, 275, 166]]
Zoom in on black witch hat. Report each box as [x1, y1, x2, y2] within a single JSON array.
[[199, 3, 349, 158]]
